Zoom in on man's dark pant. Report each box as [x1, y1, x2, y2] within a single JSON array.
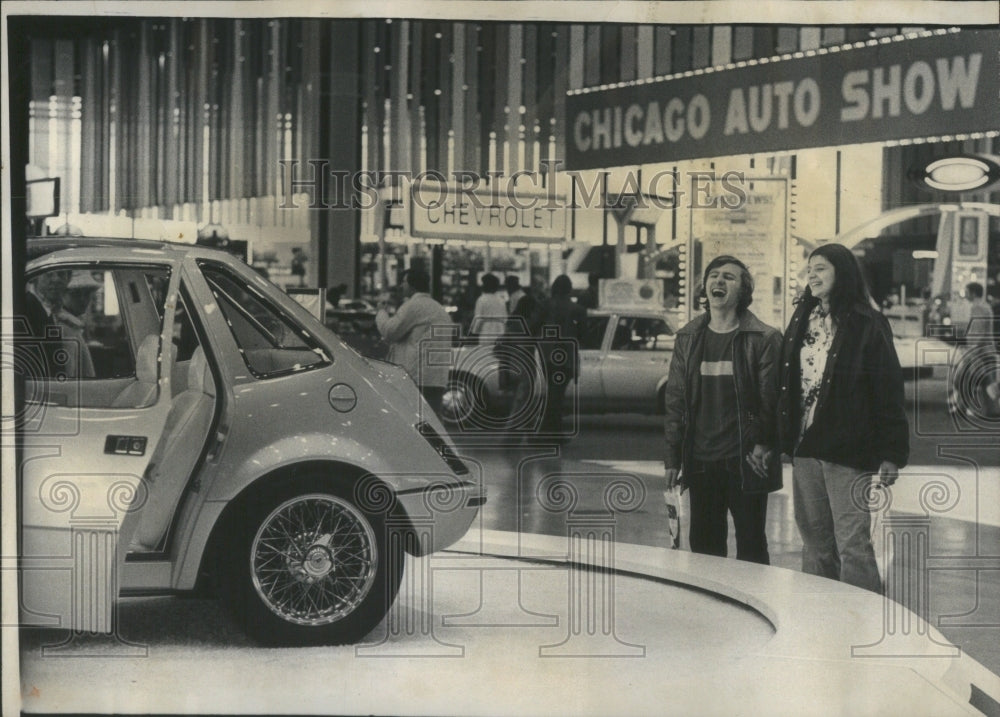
[[687, 456, 770, 565], [540, 378, 569, 434]]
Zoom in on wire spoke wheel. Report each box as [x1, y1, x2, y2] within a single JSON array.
[[250, 494, 378, 627], [221, 476, 404, 646]]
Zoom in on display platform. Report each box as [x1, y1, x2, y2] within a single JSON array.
[[17, 529, 1000, 716]]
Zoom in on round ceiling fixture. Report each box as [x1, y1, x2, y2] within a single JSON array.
[[909, 154, 1000, 193]]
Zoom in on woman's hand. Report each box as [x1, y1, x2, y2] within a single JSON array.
[[665, 468, 684, 492], [877, 460, 899, 488]]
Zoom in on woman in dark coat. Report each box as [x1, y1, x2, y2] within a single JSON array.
[[535, 275, 586, 434], [778, 243, 909, 593]]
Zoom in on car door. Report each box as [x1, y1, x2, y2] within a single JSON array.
[[18, 261, 176, 631], [575, 314, 611, 412], [599, 314, 675, 412]]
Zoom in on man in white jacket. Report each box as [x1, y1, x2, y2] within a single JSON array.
[[376, 268, 454, 416]]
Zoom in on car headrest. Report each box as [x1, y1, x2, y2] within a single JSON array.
[[135, 334, 161, 384], [187, 346, 215, 397]]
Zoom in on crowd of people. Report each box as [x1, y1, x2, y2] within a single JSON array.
[[375, 268, 587, 435]]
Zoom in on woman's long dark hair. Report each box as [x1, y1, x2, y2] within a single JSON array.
[[801, 243, 875, 321]]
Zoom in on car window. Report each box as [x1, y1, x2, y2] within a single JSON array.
[[581, 316, 609, 350], [200, 262, 328, 377], [23, 264, 171, 407], [612, 316, 674, 352]]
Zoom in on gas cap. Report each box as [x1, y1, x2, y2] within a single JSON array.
[[328, 383, 357, 413]]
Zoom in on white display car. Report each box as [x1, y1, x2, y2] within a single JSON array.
[[15, 237, 483, 646]]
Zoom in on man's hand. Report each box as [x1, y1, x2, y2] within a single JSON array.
[[665, 468, 684, 492], [746, 444, 773, 478], [877, 460, 899, 488]]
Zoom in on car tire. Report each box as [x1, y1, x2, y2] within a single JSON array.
[[219, 477, 403, 646]]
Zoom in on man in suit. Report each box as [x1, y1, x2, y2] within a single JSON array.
[[26, 269, 95, 378]]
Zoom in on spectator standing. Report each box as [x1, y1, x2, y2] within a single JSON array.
[[505, 275, 526, 315], [777, 243, 909, 593], [662, 255, 782, 564], [290, 247, 308, 287], [961, 282, 995, 347], [534, 275, 586, 435], [951, 282, 1000, 417], [473, 273, 508, 343], [375, 268, 453, 417], [496, 288, 538, 405], [578, 272, 600, 310]]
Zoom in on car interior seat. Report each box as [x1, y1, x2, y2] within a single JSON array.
[[611, 323, 632, 350], [111, 334, 161, 408], [131, 346, 216, 551]]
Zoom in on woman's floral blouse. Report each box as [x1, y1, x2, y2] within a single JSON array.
[[799, 303, 836, 439]]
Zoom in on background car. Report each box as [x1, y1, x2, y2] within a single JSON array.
[[439, 308, 676, 430], [16, 238, 483, 646], [885, 306, 956, 380]]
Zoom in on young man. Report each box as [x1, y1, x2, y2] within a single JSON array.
[[662, 255, 782, 564], [375, 268, 453, 417]]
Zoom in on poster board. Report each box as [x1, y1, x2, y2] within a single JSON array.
[[689, 176, 789, 328]]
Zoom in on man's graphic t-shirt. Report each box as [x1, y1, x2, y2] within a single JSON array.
[[692, 327, 740, 461]]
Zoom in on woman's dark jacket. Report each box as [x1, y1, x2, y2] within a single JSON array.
[[663, 310, 783, 493], [532, 295, 586, 379], [777, 296, 909, 471]]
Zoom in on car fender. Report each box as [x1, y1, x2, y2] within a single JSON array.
[[175, 447, 473, 591], [204, 431, 454, 503]]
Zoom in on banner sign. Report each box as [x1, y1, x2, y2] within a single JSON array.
[[410, 183, 567, 242], [566, 30, 998, 170], [690, 177, 788, 327]]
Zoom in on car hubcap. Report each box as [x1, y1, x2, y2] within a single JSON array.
[[441, 384, 473, 423], [251, 494, 378, 626]]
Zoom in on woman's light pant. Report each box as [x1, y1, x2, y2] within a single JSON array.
[[792, 457, 883, 594]]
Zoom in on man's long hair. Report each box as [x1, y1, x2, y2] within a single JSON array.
[[698, 255, 754, 316]]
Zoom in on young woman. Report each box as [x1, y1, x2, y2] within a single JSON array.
[[778, 243, 909, 593]]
